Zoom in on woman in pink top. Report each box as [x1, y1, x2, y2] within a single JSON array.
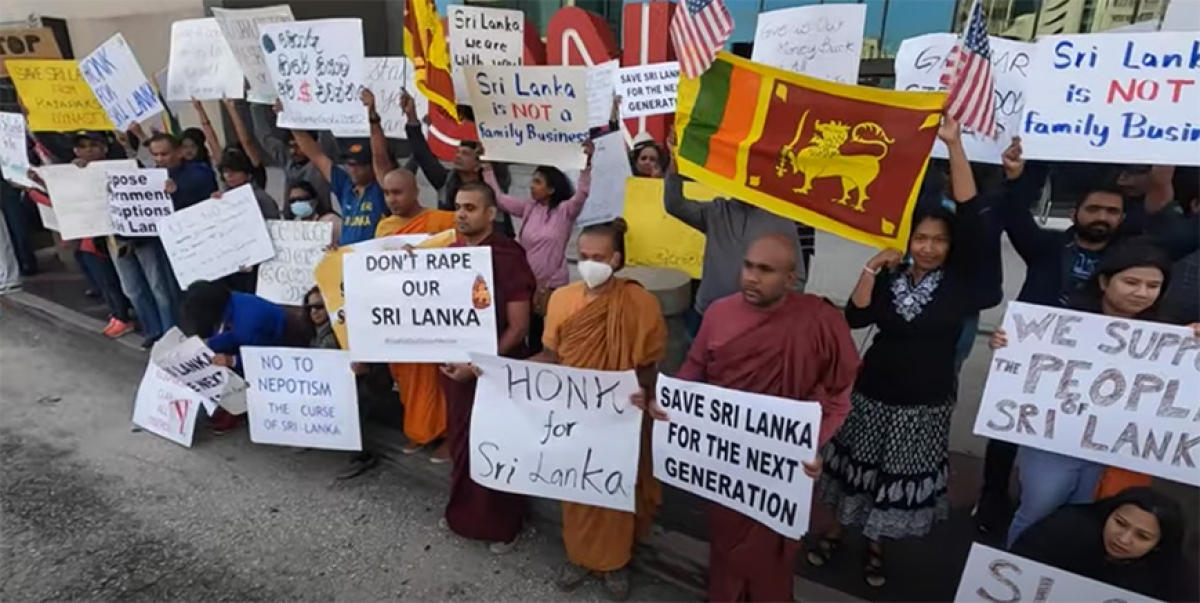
[[482, 142, 593, 353]]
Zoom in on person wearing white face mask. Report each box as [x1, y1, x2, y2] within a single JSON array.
[[283, 181, 341, 247], [524, 218, 668, 599]]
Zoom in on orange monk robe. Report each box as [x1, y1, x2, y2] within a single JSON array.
[[375, 209, 458, 445], [543, 279, 668, 572]]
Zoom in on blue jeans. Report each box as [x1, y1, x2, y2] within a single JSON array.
[[76, 250, 131, 322], [954, 312, 980, 377], [1, 182, 37, 274], [112, 240, 180, 339], [1006, 446, 1104, 547]]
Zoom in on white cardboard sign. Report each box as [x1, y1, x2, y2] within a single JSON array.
[[150, 328, 249, 416], [166, 18, 245, 101], [616, 62, 680, 119], [158, 185, 275, 289], [243, 347, 362, 451], [212, 5, 295, 104], [751, 4, 866, 84], [78, 33, 164, 130], [468, 353, 643, 511], [107, 168, 173, 237], [448, 5, 524, 101], [0, 112, 36, 188], [955, 544, 1163, 603], [258, 19, 367, 130], [569, 134, 629, 227], [37, 159, 138, 240], [466, 65, 590, 170], [132, 362, 205, 448], [973, 302, 1200, 487], [587, 59, 620, 128], [343, 247, 498, 363], [653, 374, 823, 539], [331, 57, 428, 139], [257, 219, 333, 306]]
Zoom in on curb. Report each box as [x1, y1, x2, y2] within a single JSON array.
[[3, 288, 865, 603]]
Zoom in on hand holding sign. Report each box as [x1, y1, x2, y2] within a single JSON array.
[[631, 388, 668, 421], [1001, 137, 1024, 180]]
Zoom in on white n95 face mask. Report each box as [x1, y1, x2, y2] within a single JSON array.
[[577, 260, 614, 289]]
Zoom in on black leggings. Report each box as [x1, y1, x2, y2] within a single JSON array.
[[981, 439, 1018, 499]]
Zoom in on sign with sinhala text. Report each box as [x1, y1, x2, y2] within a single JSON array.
[[256, 220, 333, 306], [342, 247, 498, 363], [954, 544, 1163, 603], [79, 34, 164, 131], [468, 353, 644, 511], [465, 65, 590, 170], [212, 5, 295, 104], [653, 375, 822, 539], [258, 19, 367, 130], [1019, 31, 1200, 166], [974, 302, 1200, 487], [243, 347, 361, 451]]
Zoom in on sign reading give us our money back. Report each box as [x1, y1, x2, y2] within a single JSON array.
[[675, 52, 945, 251]]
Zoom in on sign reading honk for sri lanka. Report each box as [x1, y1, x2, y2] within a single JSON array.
[[675, 52, 946, 251]]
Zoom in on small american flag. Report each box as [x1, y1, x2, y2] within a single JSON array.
[[671, 0, 735, 79], [940, 0, 997, 138]]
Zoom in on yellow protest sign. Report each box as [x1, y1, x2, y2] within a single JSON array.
[[0, 29, 63, 77], [6, 59, 114, 132], [623, 177, 717, 279], [314, 231, 456, 348]]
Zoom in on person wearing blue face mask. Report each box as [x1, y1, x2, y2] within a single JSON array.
[[283, 181, 341, 247]]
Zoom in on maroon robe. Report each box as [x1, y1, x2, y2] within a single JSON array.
[[676, 292, 860, 603], [440, 233, 536, 543]]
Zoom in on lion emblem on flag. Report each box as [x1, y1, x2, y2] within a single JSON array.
[[775, 109, 895, 212]]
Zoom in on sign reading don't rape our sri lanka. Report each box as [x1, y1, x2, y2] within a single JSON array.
[[465, 65, 590, 170], [974, 302, 1200, 487], [342, 247, 498, 363], [468, 353, 643, 511], [258, 19, 367, 130], [652, 375, 823, 539], [1020, 31, 1200, 166]]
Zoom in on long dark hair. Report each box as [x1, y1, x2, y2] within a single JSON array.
[[180, 280, 232, 338], [533, 165, 574, 210], [1068, 238, 1172, 321], [180, 128, 211, 163], [282, 180, 333, 220], [1097, 487, 1186, 562], [629, 140, 668, 176]]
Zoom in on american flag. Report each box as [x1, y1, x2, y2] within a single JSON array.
[[940, 0, 997, 138], [671, 0, 735, 79]]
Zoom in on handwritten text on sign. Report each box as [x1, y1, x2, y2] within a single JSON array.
[[79, 34, 164, 131], [107, 169, 173, 237], [150, 328, 248, 416], [653, 375, 822, 539], [617, 63, 680, 119], [259, 19, 366, 129], [751, 3, 866, 84], [158, 185, 276, 288], [448, 5, 523, 101], [243, 347, 361, 451], [0, 113, 35, 188], [132, 362, 205, 448], [954, 544, 1162, 603], [342, 247, 498, 363], [257, 220, 333, 306], [331, 57, 428, 138], [6, 60, 114, 132], [212, 5, 295, 104], [466, 65, 590, 170], [468, 353, 643, 511], [166, 18, 245, 101], [974, 302, 1200, 487], [894, 33, 1033, 164], [1020, 32, 1200, 166]]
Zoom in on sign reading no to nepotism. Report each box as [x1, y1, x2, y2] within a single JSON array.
[[652, 375, 822, 538], [974, 301, 1200, 487]]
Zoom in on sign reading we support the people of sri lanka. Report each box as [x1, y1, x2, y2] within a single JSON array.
[[974, 302, 1200, 487], [78, 34, 164, 131], [342, 247, 498, 363], [1020, 31, 1200, 166], [652, 375, 823, 539], [448, 5, 524, 101], [468, 354, 643, 511], [258, 19, 367, 130], [954, 544, 1163, 603], [674, 52, 944, 251], [465, 65, 591, 170]]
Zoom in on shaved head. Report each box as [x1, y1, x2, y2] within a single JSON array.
[[382, 168, 421, 217], [740, 233, 799, 307]]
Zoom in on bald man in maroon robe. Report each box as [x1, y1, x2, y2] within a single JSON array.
[[669, 233, 860, 601]]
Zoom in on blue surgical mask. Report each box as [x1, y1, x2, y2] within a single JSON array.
[[290, 199, 315, 218]]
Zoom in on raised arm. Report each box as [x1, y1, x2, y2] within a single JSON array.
[[482, 164, 528, 218], [362, 89, 394, 185], [290, 127, 334, 183], [663, 172, 708, 232], [400, 90, 449, 189], [939, 118, 977, 203], [250, 103, 289, 167], [561, 142, 594, 220], [846, 249, 901, 329], [191, 99, 223, 163], [995, 138, 1056, 263], [221, 99, 263, 168]]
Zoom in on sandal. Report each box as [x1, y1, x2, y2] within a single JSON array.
[[805, 534, 841, 567], [864, 544, 886, 588]]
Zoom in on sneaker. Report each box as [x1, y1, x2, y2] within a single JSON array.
[[556, 562, 590, 592], [104, 319, 135, 338], [101, 317, 118, 335], [401, 442, 425, 455], [84, 288, 100, 298], [489, 537, 517, 555], [430, 441, 450, 464], [337, 452, 379, 480], [602, 568, 632, 601]]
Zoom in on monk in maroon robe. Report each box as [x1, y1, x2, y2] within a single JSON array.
[[438, 182, 536, 552], [667, 233, 860, 602]]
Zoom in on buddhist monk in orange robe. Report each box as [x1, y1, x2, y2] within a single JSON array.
[[656, 234, 861, 603], [525, 219, 666, 600], [373, 167, 457, 456]]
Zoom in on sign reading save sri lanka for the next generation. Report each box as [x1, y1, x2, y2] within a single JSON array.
[[341, 248, 498, 363]]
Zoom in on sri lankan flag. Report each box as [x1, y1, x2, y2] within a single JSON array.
[[675, 52, 946, 250], [404, 0, 458, 121]]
